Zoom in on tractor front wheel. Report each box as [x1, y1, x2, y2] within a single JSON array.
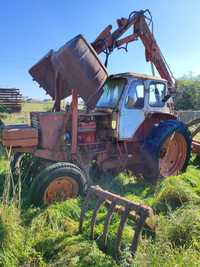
[[141, 120, 191, 180], [29, 162, 88, 206]]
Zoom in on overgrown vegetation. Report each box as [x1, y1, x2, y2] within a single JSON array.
[[0, 157, 200, 266], [0, 79, 200, 266]]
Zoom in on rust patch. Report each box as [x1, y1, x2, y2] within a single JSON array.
[[29, 35, 108, 109], [43, 176, 79, 205], [0, 125, 38, 148], [159, 132, 187, 176]]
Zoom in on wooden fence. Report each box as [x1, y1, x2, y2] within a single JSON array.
[[177, 110, 200, 124]]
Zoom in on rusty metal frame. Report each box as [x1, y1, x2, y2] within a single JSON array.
[[187, 118, 200, 155], [54, 71, 61, 112], [92, 10, 175, 93], [71, 89, 78, 156], [79, 186, 152, 258]]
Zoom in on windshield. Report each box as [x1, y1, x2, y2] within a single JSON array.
[[96, 78, 126, 108]]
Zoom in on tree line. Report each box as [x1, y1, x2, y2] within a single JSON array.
[[175, 74, 200, 110]]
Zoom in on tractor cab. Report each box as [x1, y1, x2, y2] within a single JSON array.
[[96, 73, 173, 139]]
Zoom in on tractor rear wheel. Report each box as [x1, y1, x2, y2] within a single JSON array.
[[141, 120, 191, 180], [29, 162, 88, 206]]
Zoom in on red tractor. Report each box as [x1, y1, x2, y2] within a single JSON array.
[[0, 10, 191, 205]]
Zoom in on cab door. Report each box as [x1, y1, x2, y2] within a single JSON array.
[[118, 80, 145, 140]]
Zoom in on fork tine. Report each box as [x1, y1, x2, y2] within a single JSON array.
[[102, 200, 117, 251], [79, 186, 152, 261], [115, 206, 130, 256], [79, 189, 93, 233], [90, 197, 104, 240], [130, 214, 147, 255]]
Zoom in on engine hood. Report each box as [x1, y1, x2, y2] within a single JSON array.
[[29, 35, 108, 109]]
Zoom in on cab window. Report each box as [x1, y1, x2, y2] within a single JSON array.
[[125, 81, 144, 109], [96, 78, 125, 108], [149, 82, 166, 107]]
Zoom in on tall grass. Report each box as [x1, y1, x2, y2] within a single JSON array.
[[0, 142, 200, 266], [2, 148, 21, 207]]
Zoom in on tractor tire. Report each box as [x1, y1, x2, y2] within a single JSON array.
[[10, 153, 51, 177], [29, 162, 88, 206], [140, 120, 191, 181]]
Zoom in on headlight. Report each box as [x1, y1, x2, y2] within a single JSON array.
[[112, 120, 117, 129]]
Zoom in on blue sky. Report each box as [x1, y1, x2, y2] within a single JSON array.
[[0, 0, 200, 99]]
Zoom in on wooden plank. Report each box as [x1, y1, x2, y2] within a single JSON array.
[[2, 138, 38, 147], [2, 127, 38, 140]]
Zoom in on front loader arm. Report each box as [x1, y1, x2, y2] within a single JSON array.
[[91, 10, 176, 94]]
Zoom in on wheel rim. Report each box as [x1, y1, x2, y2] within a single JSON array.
[[159, 132, 187, 177], [43, 176, 79, 205]]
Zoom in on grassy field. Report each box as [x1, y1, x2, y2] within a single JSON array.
[[0, 103, 200, 267], [0, 101, 54, 125]]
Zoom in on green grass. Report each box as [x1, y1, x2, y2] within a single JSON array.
[[0, 164, 198, 266], [22, 102, 53, 113], [0, 104, 200, 266], [194, 132, 200, 141], [0, 101, 54, 125]]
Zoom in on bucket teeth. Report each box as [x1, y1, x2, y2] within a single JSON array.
[[79, 185, 152, 259]]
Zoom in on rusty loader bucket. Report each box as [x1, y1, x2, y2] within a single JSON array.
[[79, 186, 153, 258], [29, 35, 108, 109]]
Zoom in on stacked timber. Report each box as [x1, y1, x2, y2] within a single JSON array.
[[0, 88, 22, 113]]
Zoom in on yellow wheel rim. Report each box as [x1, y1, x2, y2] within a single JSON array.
[[43, 176, 79, 205], [159, 133, 187, 177]]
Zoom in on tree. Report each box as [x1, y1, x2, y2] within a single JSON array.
[[175, 75, 200, 110]]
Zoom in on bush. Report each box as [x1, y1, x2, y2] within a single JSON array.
[[48, 236, 117, 267], [30, 199, 81, 234], [153, 175, 200, 212], [133, 204, 200, 266], [175, 76, 200, 110], [157, 205, 200, 249], [134, 238, 200, 267]]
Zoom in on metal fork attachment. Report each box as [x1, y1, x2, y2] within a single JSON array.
[[79, 185, 152, 257]]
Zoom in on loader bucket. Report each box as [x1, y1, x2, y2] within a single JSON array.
[[29, 35, 108, 109], [79, 186, 153, 258], [29, 50, 70, 101]]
